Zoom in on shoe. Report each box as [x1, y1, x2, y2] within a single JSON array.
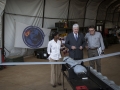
[[58, 83, 62, 86], [52, 85, 56, 88]]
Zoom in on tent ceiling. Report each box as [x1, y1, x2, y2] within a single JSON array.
[[4, 0, 120, 27], [115, 6, 120, 12], [107, 0, 120, 13], [97, 0, 118, 20]]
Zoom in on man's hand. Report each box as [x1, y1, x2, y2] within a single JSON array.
[[79, 46, 83, 50], [71, 46, 76, 50]]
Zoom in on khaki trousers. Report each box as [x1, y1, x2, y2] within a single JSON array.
[[88, 49, 101, 72], [49, 58, 61, 86]]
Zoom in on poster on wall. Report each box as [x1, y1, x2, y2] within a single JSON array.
[[14, 22, 51, 49]]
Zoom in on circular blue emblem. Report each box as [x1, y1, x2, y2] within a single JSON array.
[[22, 26, 45, 48]]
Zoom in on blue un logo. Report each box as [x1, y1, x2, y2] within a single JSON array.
[[22, 26, 45, 48]]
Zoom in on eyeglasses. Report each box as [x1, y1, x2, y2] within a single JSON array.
[[89, 30, 94, 32]]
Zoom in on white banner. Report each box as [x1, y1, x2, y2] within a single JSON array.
[[14, 22, 51, 49]]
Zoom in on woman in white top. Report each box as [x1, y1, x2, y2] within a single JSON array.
[[47, 31, 61, 87]]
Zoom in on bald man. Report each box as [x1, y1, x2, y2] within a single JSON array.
[[65, 24, 86, 60]]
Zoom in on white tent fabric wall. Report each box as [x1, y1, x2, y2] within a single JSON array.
[[0, 0, 6, 15], [84, 19, 96, 27], [113, 13, 119, 26], [105, 1, 116, 28], [97, 0, 119, 28], [44, 0, 69, 28], [69, 0, 87, 19], [4, 0, 44, 57], [44, 0, 68, 19], [106, 13, 113, 22], [68, 0, 87, 27], [105, 22, 114, 28], [4, 0, 70, 57], [0, 16, 2, 48], [104, 13, 117, 28], [105, 0, 120, 27], [113, 22, 118, 27], [84, 0, 102, 27], [44, 19, 61, 28], [5, 0, 44, 17], [118, 11, 120, 27], [118, 22, 120, 27], [69, 19, 84, 27], [97, 4, 106, 20], [113, 13, 119, 23], [0, 0, 6, 48], [97, 0, 114, 21], [43, 18, 84, 30], [4, 15, 39, 57]]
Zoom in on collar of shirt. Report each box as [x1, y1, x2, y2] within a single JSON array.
[[52, 39, 59, 43], [90, 32, 96, 36], [73, 32, 78, 37]]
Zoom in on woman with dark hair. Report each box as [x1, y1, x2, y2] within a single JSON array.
[[47, 31, 61, 88]]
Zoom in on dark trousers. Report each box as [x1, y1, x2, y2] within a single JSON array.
[[88, 49, 101, 72]]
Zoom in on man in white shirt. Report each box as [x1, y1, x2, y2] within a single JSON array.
[[47, 31, 61, 88]]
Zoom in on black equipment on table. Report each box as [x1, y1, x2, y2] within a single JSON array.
[[35, 48, 49, 59], [62, 64, 115, 90]]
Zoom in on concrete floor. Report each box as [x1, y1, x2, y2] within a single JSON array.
[[0, 44, 120, 90]]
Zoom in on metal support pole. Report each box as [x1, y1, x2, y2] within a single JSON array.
[[42, 0, 46, 28], [0, 49, 1, 64]]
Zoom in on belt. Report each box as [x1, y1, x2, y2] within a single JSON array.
[[89, 48, 98, 50]]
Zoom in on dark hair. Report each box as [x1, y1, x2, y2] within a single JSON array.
[[88, 25, 95, 29], [52, 31, 59, 39]]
